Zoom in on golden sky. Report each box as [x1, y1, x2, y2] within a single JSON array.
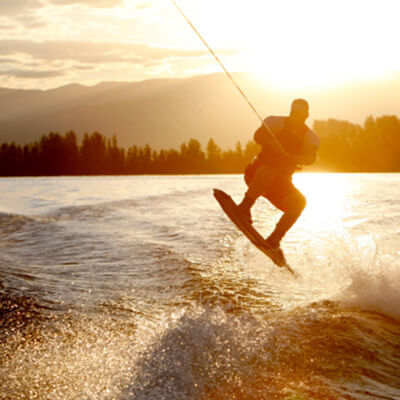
[[1, 0, 399, 90]]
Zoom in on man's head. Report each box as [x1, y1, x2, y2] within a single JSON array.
[[289, 98, 309, 125]]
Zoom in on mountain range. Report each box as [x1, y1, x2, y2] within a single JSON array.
[[0, 73, 398, 149]]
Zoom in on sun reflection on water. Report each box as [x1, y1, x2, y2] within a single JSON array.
[[293, 173, 354, 233]]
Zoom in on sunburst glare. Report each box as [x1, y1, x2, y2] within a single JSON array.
[[293, 173, 353, 233]]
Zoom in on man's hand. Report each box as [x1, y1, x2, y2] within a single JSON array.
[[254, 126, 291, 158], [292, 145, 318, 166]]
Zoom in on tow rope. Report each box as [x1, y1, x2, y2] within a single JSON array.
[[170, 0, 287, 155]]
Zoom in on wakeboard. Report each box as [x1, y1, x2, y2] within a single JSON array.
[[213, 188, 296, 276]]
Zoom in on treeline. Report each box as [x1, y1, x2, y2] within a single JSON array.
[[0, 131, 259, 176], [315, 115, 400, 171], [0, 114, 399, 176]]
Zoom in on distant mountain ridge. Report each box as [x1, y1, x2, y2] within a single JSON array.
[[0, 73, 399, 149]]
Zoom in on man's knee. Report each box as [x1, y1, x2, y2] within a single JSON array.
[[246, 165, 277, 199], [254, 165, 276, 182], [285, 191, 306, 215], [297, 192, 307, 212]]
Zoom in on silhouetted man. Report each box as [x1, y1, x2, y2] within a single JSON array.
[[238, 99, 320, 256]]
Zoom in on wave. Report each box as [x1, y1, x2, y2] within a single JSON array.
[[123, 305, 400, 400], [1, 291, 399, 400], [0, 211, 53, 232], [324, 235, 400, 320], [1, 231, 400, 400], [337, 262, 400, 320], [0, 292, 139, 400]]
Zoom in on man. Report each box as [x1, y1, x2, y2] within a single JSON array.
[[238, 99, 320, 255]]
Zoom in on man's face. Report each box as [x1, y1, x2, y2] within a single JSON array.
[[290, 103, 309, 125]]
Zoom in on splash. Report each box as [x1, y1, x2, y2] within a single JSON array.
[[0, 303, 139, 400], [335, 235, 400, 319], [124, 307, 342, 400], [289, 232, 400, 320]]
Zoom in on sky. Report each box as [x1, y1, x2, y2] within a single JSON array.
[[0, 0, 400, 91]]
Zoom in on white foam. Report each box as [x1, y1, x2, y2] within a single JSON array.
[[294, 233, 400, 319], [336, 244, 400, 319]]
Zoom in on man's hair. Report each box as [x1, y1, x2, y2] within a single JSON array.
[[290, 98, 309, 112]]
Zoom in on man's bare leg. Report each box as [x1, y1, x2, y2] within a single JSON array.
[[238, 166, 278, 224], [265, 190, 306, 248]]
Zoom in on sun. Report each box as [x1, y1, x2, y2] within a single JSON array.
[[178, 0, 400, 92], [244, 51, 346, 91]]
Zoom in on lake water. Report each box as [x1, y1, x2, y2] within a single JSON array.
[[0, 173, 399, 399]]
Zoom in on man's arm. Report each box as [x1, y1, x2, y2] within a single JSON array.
[[253, 125, 278, 148], [295, 129, 320, 165], [254, 117, 286, 153], [293, 143, 318, 165]]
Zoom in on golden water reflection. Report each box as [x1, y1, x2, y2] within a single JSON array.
[[293, 173, 355, 233]]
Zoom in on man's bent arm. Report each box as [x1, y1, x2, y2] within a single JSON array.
[[293, 144, 318, 165], [254, 125, 274, 146], [254, 125, 283, 153]]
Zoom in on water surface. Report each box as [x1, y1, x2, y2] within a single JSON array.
[[0, 173, 399, 399]]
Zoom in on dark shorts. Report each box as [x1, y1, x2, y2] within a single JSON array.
[[244, 162, 303, 213]]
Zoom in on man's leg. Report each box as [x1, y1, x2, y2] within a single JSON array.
[[238, 166, 278, 224], [265, 188, 306, 248]]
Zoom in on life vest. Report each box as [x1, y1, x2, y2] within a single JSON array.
[[277, 117, 307, 156], [246, 117, 307, 180]]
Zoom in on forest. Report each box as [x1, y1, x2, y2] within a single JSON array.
[[0, 115, 399, 176]]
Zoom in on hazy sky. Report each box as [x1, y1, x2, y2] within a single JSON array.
[[1, 0, 399, 90]]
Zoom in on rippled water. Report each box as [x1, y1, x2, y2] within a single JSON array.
[[0, 173, 399, 399]]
